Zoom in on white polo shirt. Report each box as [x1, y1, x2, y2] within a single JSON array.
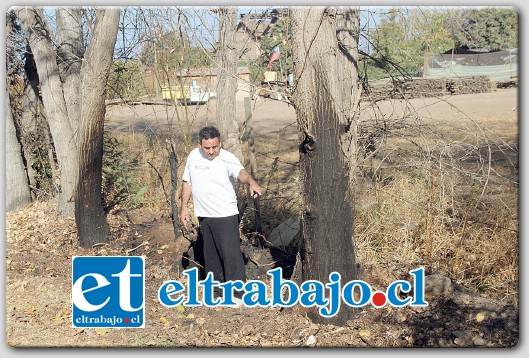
[[182, 147, 244, 218]]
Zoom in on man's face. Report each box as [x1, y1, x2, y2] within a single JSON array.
[[199, 137, 221, 160]]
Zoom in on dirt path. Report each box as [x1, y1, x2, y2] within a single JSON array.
[[105, 88, 517, 139]]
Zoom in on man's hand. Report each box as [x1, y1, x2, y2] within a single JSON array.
[[238, 169, 262, 198], [179, 206, 190, 229], [249, 181, 262, 198]]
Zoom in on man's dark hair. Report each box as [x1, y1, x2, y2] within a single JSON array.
[[199, 126, 221, 142]]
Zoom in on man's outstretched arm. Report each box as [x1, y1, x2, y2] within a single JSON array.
[[238, 169, 262, 198]]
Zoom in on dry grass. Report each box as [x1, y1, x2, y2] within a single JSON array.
[[354, 169, 518, 305], [353, 109, 518, 306]]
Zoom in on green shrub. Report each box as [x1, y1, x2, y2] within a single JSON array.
[[102, 134, 148, 210]]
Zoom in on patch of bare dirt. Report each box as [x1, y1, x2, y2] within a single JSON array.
[[5, 200, 518, 348]]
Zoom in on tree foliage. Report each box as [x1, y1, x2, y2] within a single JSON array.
[[368, 7, 518, 77], [370, 7, 455, 74], [453, 7, 518, 51], [102, 136, 148, 210]]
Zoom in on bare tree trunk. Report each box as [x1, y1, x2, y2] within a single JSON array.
[[75, 7, 120, 247], [216, 6, 243, 161], [17, 7, 79, 217], [56, 7, 84, 134], [291, 7, 361, 326], [6, 93, 31, 212]]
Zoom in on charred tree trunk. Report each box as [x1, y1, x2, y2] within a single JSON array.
[[75, 8, 120, 247], [167, 140, 180, 241], [291, 7, 361, 325], [216, 6, 243, 161], [19, 45, 40, 192], [19, 45, 58, 197]]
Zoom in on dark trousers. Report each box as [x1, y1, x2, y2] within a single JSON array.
[[198, 215, 246, 296]]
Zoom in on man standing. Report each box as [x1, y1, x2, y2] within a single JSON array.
[[179, 126, 262, 303]]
